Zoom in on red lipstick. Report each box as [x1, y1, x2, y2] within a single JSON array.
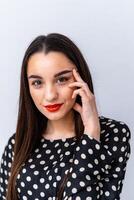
[[43, 104, 63, 112]]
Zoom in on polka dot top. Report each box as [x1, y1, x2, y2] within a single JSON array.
[[0, 116, 131, 200]]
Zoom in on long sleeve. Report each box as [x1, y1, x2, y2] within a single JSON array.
[[0, 133, 15, 199], [63, 117, 131, 200], [99, 122, 131, 200]]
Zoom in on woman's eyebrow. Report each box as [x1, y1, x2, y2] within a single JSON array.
[[28, 69, 73, 79]]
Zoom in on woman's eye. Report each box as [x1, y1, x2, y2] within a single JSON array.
[[31, 77, 70, 88], [31, 80, 42, 87], [57, 77, 69, 84]]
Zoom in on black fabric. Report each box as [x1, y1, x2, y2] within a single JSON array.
[[0, 116, 131, 200]]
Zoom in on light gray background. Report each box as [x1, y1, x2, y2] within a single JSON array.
[[0, 0, 133, 199]]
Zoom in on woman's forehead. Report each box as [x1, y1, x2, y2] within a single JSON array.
[[27, 52, 76, 74]]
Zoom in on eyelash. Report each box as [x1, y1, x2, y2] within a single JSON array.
[[31, 77, 70, 88]]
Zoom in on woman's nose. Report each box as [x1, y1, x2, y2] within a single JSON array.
[[44, 85, 58, 101]]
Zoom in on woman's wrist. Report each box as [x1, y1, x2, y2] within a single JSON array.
[[84, 126, 100, 142]]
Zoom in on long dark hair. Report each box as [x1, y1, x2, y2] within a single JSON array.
[[6, 33, 95, 199]]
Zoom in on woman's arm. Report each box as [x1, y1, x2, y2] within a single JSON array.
[[63, 118, 131, 200], [99, 123, 131, 200]]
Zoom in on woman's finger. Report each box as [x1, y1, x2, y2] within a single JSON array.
[[72, 68, 85, 83], [69, 81, 93, 98], [72, 88, 88, 101]]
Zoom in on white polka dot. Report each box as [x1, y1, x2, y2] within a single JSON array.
[[96, 186, 99, 191], [46, 149, 51, 154], [95, 144, 100, 150], [114, 136, 119, 142], [22, 196, 27, 200], [72, 187, 77, 193], [28, 158, 33, 163], [113, 174, 118, 178], [22, 168, 26, 173], [115, 167, 121, 172], [56, 175, 61, 181], [20, 182, 25, 187], [119, 157, 123, 162], [36, 154, 41, 158], [40, 192, 45, 197], [113, 146, 117, 151], [11, 139, 15, 144], [40, 160, 45, 165], [74, 159, 79, 165], [122, 128, 127, 133], [88, 163, 93, 168], [34, 171, 39, 175], [79, 181, 85, 187], [76, 146, 80, 151], [81, 153, 86, 159], [53, 182, 57, 187], [30, 164, 36, 169], [86, 196, 92, 200], [82, 139, 87, 145], [45, 183, 50, 189], [65, 151, 70, 155], [88, 149, 93, 154], [94, 159, 99, 165], [33, 184, 38, 189], [76, 197, 81, 200], [79, 167, 85, 172], [112, 185, 116, 191], [105, 191, 110, 196], [100, 154, 105, 160], [123, 137, 127, 142], [113, 128, 119, 133], [86, 175, 91, 180], [27, 190, 32, 195], [26, 176, 31, 181], [40, 178, 45, 183], [35, 148, 39, 153], [93, 170, 99, 175], [67, 181, 71, 187], [121, 146, 125, 152], [72, 173, 77, 178], [64, 142, 69, 147], [60, 162, 65, 167], [86, 186, 92, 192]]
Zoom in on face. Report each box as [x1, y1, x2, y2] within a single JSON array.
[[27, 51, 77, 121]]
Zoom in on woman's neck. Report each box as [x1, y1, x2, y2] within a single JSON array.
[[43, 111, 75, 139]]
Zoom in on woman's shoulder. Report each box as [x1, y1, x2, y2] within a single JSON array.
[[99, 115, 131, 145], [3, 133, 16, 154], [0, 133, 16, 168], [7, 132, 16, 146], [97, 115, 131, 163]]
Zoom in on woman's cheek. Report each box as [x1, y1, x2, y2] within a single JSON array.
[[62, 86, 73, 98], [64, 87, 76, 102], [29, 89, 41, 103], [66, 84, 77, 97]]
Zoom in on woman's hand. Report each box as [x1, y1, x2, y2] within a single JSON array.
[[68, 68, 101, 142]]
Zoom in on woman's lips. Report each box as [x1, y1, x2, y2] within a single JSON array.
[[43, 104, 63, 112]]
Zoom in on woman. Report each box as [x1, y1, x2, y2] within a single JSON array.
[[0, 33, 131, 200]]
